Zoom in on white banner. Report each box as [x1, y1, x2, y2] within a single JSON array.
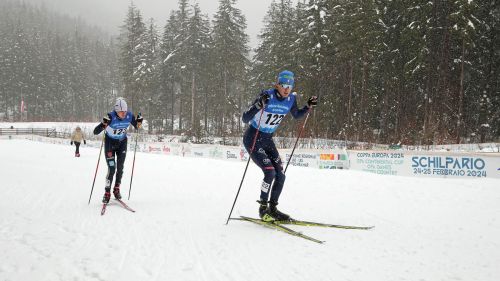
[[9, 135, 500, 179], [349, 150, 500, 179]]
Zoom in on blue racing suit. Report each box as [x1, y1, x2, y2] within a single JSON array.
[[242, 88, 309, 203]]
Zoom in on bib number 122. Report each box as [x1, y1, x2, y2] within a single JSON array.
[[264, 114, 284, 125]]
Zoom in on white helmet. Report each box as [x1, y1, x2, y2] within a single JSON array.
[[114, 97, 128, 112]]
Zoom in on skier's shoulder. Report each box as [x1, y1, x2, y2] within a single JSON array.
[[260, 88, 276, 97]]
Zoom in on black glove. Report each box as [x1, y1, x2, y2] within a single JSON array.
[[102, 115, 110, 126], [136, 113, 143, 128], [256, 94, 270, 109], [83, 140, 86, 145], [70, 141, 73, 145], [307, 96, 318, 108]]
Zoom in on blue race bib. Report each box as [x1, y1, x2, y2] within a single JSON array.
[[251, 90, 296, 133], [105, 111, 133, 140]]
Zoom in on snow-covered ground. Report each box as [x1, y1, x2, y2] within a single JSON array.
[[1, 139, 499, 281]]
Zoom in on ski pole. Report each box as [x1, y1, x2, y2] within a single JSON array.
[[225, 108, 265, 225], [88, 134, 105, 204], [128, 122, 140, 200], [284, 108, 312, 173]]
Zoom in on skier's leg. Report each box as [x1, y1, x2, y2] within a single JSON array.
[[103, 147, 116, 203], [262, 140, 290, 221], [110, 140, 127, 200], [114, 139, 128, 186], [243, 139, 275, 203], [104, 141, 117, 192], [267, 141, 285, 203], [243, 129, 275, 201]]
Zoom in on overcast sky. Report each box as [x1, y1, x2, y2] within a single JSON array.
[[24, 0, 284, 48]]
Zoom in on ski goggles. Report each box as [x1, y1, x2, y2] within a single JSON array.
[[279, 83, 293, 90]]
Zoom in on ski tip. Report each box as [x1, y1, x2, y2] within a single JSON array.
[[100, 203, 108, 216]]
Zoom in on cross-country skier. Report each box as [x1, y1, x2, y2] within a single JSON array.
[[93, 97, 143, 204], [241, 70, 318, 221], [70, 126, 86, 157]]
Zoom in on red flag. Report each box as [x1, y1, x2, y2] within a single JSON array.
[[20, 98, 25, 113]]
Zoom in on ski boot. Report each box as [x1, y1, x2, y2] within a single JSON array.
[[262, 201, 291, 222], [76, 153, 80, 157], [257, 200, 268, 219], [102, 191, 111, 204], [113, 184, 122, 200]]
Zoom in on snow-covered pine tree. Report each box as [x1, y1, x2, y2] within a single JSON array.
[[212, 0, 250, 137], [185, 3, 211, 137]]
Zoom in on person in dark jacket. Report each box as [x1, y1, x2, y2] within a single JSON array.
[[241, 70, 317, 221], [93, 97, 143, 204]]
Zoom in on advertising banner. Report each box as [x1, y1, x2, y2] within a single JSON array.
[[409, 154, 498, 178], [284, 152, 318, 168], [18, 135, 500, 179], [318, 152, 349, 169], [349, 151, 405, 176], [350, 151, 500, 178]]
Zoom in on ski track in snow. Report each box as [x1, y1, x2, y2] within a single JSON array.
[[0, 139, 499, 281]]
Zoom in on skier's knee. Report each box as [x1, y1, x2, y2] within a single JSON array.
[[275, 170, 286, 184], [107, 160, 116, 175], [263, 167, 276, 182]]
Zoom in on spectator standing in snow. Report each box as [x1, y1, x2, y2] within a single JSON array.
[[70, 126, 86, 157]]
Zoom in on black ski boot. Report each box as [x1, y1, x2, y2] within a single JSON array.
[[113, 184, 122, 200], [102, 191, 111, 204], [262, 201, 291, 222], [257, 200, 268, 219]]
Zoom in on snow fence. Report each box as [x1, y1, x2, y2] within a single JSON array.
[[4, 135, 500, 179]]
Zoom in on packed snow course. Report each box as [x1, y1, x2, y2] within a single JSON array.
[[0, 139, 499, 281]]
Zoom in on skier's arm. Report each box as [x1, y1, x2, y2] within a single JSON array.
[[290, 95, 317, 119], [94, 114, 111, 135], [93, 123, 105, 135], [242, 92, 270, 123], [289, 98, 309, 119], [242, 98, 260, 123]]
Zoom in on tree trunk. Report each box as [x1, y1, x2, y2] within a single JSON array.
[[204, 90, 208, 135], [191, 72, 196, 136], [456, 37, 465, 144], [358, 48, 367, 142], [179, 84, 183, 132], [222, 67, 227, 136], [170, 83, 175, 134], [347, 60, 353, 139]]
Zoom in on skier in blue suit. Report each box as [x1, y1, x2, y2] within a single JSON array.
[[93, 97, 143, 204], [242, 70, 318, 221]]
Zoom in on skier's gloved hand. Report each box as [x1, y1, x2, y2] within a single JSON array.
[[136, 113, 143, 128], [83, 140, 86, 145], [102, 116, 110, 127], [256, 94, 270, 109], [70, 141, 73, 145], [307, 96, 318, 108]]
